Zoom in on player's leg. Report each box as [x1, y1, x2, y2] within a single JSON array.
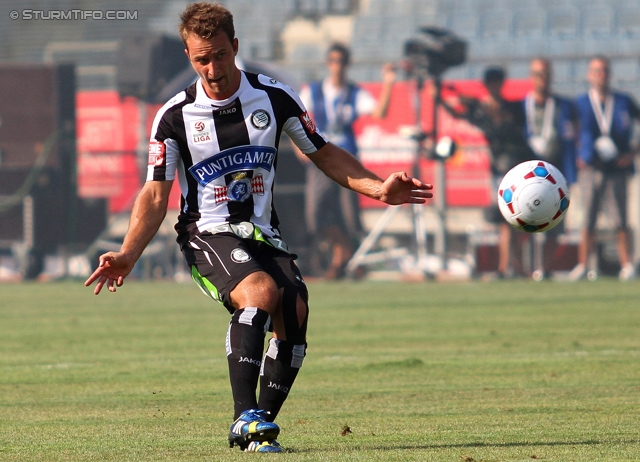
[[226, 271, 279, 418], [225, 271, 286, 449], [256, 250, 309, 421], [181, 234, 281, 450], [258, 292, 308, 420]]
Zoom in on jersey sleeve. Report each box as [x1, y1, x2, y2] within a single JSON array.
[[278, 83, 327, 154], [146, 92, 186, 182]]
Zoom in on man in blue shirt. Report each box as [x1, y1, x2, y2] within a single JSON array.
[[524, 58, 578, 280], [570, 56, 640, 281]]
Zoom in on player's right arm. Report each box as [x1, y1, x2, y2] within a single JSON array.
[[84, 180, 173, 295]]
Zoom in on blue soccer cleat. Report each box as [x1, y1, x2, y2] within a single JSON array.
[[228, 409, 280, 449], [244, 440, 283, 453]]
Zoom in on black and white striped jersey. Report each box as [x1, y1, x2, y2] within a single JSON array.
[[147, 71, 327, 244]]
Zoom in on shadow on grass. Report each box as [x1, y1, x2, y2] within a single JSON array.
[[285, 439, 638, 454]]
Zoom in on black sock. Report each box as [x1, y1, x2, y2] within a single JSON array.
[[226, 307, 271, 419], [258, 338, 307, 421]]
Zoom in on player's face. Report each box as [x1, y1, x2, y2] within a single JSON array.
[[587, 58, 610, 93], [185, 32, 240, 100], [530, 60, 551, 94]]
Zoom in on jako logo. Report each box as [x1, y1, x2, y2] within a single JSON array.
[[239, 357, 261, 367], [267, 382, 289, 393]]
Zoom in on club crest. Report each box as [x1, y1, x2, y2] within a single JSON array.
[[251, 109, 270, 130]]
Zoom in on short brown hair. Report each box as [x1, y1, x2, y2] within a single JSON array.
[[179, 2, 235, 45]]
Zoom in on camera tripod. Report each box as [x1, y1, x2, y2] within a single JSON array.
[[345, 73, 449, 278]]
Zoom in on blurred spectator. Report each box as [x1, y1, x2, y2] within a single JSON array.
[[441, 66, 534, 278], [524, 58, 578, 280], [569, 56, 640, 281], [295, 43, 396, 279]]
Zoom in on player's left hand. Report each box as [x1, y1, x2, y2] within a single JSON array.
[[379, 172, 433, 205]]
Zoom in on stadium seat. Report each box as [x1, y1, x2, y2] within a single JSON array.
[[581, 6, 614, 37], [513, 8, 546, 37], [480, 9, 513, 39], [449, 11, 480, 39], [615, 6, 640, 37], [547, 7, 579, 37]]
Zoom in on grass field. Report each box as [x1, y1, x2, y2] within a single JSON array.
[[1, 278, 639, 461]]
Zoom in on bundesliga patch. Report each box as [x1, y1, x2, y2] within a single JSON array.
[[148, 141, 165, 166], [214, 173, 265, 204], [300, 111, 317, 134], [190, 119, 212, 144]]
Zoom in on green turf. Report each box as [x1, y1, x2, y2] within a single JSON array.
[[0, 278, 639, 461]]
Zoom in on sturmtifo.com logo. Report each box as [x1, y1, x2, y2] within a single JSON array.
[[10, 9, 138, 20]]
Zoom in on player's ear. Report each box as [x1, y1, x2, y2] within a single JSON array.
[[232, 38, 239, 56]]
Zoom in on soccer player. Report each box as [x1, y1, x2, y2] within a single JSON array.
[[84, 2, 432, 453], [570, 56, 640, 281]]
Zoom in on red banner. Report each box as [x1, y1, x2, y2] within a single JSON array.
[[75, 79, 533, 213], [355, 79, 532, 208]]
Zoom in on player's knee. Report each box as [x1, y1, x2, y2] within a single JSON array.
[[279, 285, 308, 343], [296, 292, 309, 327], [231, 271, 280, 313]]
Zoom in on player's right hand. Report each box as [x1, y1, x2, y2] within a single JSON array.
[[84, 252, 135, 295]]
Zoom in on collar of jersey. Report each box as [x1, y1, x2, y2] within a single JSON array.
[[196, 71, 247, 108]]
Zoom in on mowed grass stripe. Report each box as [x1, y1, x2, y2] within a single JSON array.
[[0, 279, 639, 461]]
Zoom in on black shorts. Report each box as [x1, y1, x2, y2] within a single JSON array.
[[181, 232, 307, 314]]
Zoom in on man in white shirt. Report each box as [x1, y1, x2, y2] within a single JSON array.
[[297, 43, 396, 279]]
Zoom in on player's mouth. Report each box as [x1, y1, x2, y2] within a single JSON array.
[[206, 75, 224, 85]]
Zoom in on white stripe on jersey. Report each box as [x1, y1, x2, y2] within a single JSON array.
[[147, 72, 327, 241]]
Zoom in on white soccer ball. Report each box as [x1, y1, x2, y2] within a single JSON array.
[[497, 160, 570, 233]]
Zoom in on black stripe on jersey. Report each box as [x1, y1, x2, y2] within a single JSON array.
[[213, 98, 250, 150], [212, 97, 255, 222]]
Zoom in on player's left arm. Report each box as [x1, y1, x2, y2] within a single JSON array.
[[307, 142, 432, 205]]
